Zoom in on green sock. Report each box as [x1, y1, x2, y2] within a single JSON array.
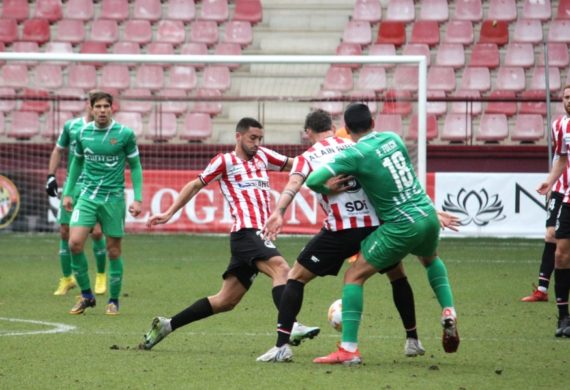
[[59, 239, 72, 277], [71, 251, 91, 291], [341, 284, 364, 343], [109, 257, 124, 300], [426, 257, 455, 308], [92, 237, 107, 274]]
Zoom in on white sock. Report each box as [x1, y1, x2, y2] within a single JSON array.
[[341, 342, 358, 352], [537, 286, 548, 293]]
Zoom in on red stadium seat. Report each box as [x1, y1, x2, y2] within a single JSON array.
[[518, 90, 547, 116], [101, 64, 131, 90], [54, 88, 86, 112], [1, 64, 29, 88], [538, 44, 570, 68], [504, 43, 534, 68], [512, 114, 544, 142], [147, 42, 175, 56], [407, 114, 439, 141], [2, 1, 29, 20], [403, 43, 431, 65], [548, 20, 570, 44], [112, 42, 141, 68], [479, 20, 509, 46], [147, 112, 178, 142], [348, 90, 378, 115], [454, 0, 482, 21], [7, 111, 40, 139], [435, 43, 465, 68], [451, 90, 482, 115], [356, 66, 387, 92], [133, 0, 162, 22], [394, 66, 419, 91], [427, 66, 455, 93], [100, 0, 129, 21], [89, 19, 119, 45], [335, 43, 363, 69], [559, 0, 570, 19], [123, 20, 152, 45], [114, 112, 144, 137], [180, 43, 208, 68], [460, 67, 491, 92], [135, 65, 165, 90], [495, 66, 525, 92], [343, 20, 372, 46], [35, 64, 63, 90], [200, 0, 229, 23], [55, 19, 85, 44], [376, 22, 406, 46], [374, 114, 403, 136], [419, 0, 449, 23], [180, 112, 213, 141], [11, 42, 39, 65], [385, 0, 415, 22], [202, 66, 231, 91], [368, 44, 396, 66], [233, 0, 262, 24], [323, 67, 353, 92], [512, 19, 542, 44], [311, 90, 343, 117], [192, 88, 223, 116], [410, 21, 439, 47], [426, 90, 447, 116], [34, 0, 63, 22], [20, 88, 50, 112], [67, 64, 97, 90], [522, 0, 551, 21], [214, 43, 242, 70], [0, 19, 18, 43], [156, 20, 186, 45], [443, 20, 473, 45], [120, 89, 153, 113], [469, 43, 499, 68], [21, 19, 51, 44], [0, 88, 17, 112], [382, 89, 413, 116], [442, 113, 472, 142], [42, 111, 73, 138], [530, 67, 561, 92], [191, 20, 219, 46], [487, 0, 517, 22], [166, 0, 196, 22], [64, 0, 94, 21], [352, 0, 381, 24], [477, 114, 508, 142], [79, 41, 107, 56], [157, 89, 188, 115], [167, 66, 198, 89], [485, 90, 517, 117]]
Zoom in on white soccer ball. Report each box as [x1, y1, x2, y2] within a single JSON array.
[[327, 299, 343, 332]]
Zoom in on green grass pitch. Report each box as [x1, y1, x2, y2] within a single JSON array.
[[0, 234, 567, 389]]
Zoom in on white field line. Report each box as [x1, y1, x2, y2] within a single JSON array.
[[0, 317, 76, 336]]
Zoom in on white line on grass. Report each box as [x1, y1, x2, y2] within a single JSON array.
[[0, 317, 76, 336]]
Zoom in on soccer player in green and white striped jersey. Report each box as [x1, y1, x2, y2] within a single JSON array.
[[62, 91, 143, 316], [307, 103, 459, 365]]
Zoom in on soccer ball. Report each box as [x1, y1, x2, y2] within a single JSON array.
[[327, 299, 342, 332]]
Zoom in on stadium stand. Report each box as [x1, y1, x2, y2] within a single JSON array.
[[385, 0, 415, 22], [123, 20, 153, 44], [181, 112, 214, 141], [512, 114, 545, 143], [165, 0, 196, 22], [453, 0, 482, 21], [352, 0, 382, 24], [67, 64, 97, 90], [54, 88, 85, 113], [233, 0, 263, 25], [410, 20, 440, 46], [435, 43, 465, 68], [512, 18, 543, 44], [469, 43, 499, 68], [407, 114, 439, 141], [2, 0, 30, 21], [442, 113, 472, 142], [55, 19, 86, 44], [419, 0, 449, 22], [522, 0, 552, 21], [120, 89, 153, 113], [200, 0, 230, 24], [7, 111, 40, 140], [476, 113, 509, 143], [374, 113, 403, 137], [133, 0, 163, 22], [504, 43, 535, 68], [342, 20, 372, 46], [64, 0, 94, 21], [100, 0, 130, 21], [487, 0, 517, 22]]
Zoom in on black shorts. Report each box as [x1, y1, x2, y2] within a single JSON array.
[[546, 191, 564, 227], [555, 203, 570, 239], [224, 228, 282, 289], [297, 227, 377, 277]]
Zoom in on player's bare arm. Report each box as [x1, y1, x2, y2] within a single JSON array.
[[538, 155, 568, 195], [262, 173, 304, 241], [147, 178, 205, 227]]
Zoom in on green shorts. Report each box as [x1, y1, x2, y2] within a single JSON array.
[[57, 187, 81, 225], [360, 209, 440, 270], [70, 197, 126, 238]]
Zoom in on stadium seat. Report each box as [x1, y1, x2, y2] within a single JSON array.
[[382, 89, 413, 116], [79, 41, 108, 57], [477, 114, 508, 142], [419, 0, 449, 23], [530, 67, 561, 92], [342, 20, 372, 46], [191, 88, 223, 116], [64, 0, 94, 21], [485, 90, 517, 117], [356, 65, 387, 92], [167, 66, 198, 89], [165, 0, 196, 22], [7, 111, 40, 140], [180, 43, 209, 68], [385, 0, 415, 22], [200, 0, 229, 23], [402, 44, 431, 65], [42, 111, 73, 138], [55, 19, 85, 44], [394, 66, 419, 92], [454, 0, 482, 21], [469, 43, 499, 68], [0, 19, 18, 43], [368, 44, 396, 67], [426, 90, 447, 116], [374, 114, 403, 136], [180, 112, 213, 141], [214, 42, 242, 70], [20, 88, 50, 112], [512, 114, 544, 142], [348, 90, 378, 115], [54, 88, 86, 112], [548, 20, 570, 44], [2, 0, 29, 21], [100, 0, 129, 21], [442, 113, 472, 142], [136, 65, 165, 90], [114, 112, 144, 137], [460, 67, 491, 92], [202, 66, 231, 91], [522, 0, 551, 21], [444, 20, 473, 45], [435, 43, 465, 68], [34, 0, 63, 22], [89, 19, 119, 45], [35, 64, 63, 90], [512, 19, 542, 44], [45, 42, 73, 66], [487, 0, 517, 22], [504, 43, 534, 68], [407, 114, 438, 141], [67, 64, 97, 90], [495, 66, 525, 92], [1, 64, 29, 88], [147, 111, 178, 142], [479, 20, 509, 46], [0, 88, 17, 112], [120, 89, 153, 113], [376, 22, 406, 46], [11, 42, 39, 65], [112, 42, 141, 68], [133, 0, 163, 22], [451, 90, 482, 115], [336, 43, 363, 69], [311, 90, 343, 117], [558, 0, 570, 19], [190, 20, 219, 46], [233, 0, 262, 24], [537, 43, 570, 68], [518, 90, 547, 116], [157, 89, 188, 115], [156, 20, 186, 45], [323, 67, 353, 92], [410, 21, 439, 47], [123, 20, 152, 45], [21, 19, 51, 44], [101, 64, 131, 90], [427, 66, 455, 93], [147, 42, 175, 57], [352, 0, 381, 24]]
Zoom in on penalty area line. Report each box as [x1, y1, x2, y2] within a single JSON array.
[[0, 317, 76, 336]]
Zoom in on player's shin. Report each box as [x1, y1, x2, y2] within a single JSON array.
[[426, 257, 455, 309], [71, 251, 91, 294], [108, 257, 123, 302], [340, 284, 363, 352], [93, 237, 107, 274], [276, 279, 304, 347], [59, 239, 72, 277]]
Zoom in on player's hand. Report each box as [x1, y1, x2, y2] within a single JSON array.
[[537, 182, 551, 196], [128, 201, 142, 217], [326, 175, 354, 194], [46, 174, 58, 197], [62, 196, 73, 212], [147, 211, 173, 227], [262, 213, 283, 241], [437, 210, 460, 232]]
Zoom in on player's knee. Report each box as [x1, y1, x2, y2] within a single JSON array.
[[68, 239, 84, 254], [107, 246, 121, 259], [555, 251, 570, 267], [211, 295, 240, 312], [91, 231, 104, 241]]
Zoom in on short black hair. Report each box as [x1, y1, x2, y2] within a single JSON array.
[[344, 103, 372, 133], [304, 109, 332, 133], [236, 117, 263, 133], [89, 91, 113, 107]]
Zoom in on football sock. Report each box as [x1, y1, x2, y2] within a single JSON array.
[[81, 290, 94, 299], [108, 257, 123, 300], [272, 284, 286, 310], [170, 297, 213, 331], [276, 279, 305, 347], [341, 283, 363, 344], [59, 239, 72, 277], [554, 268, 570, 318], [426, 257, 455, 309], [538, 242, 556, 292], [108, 298, 119, 307], [92, 237, 107, 274], [71, 251, 91, 291], [391, 277, 418, 339]]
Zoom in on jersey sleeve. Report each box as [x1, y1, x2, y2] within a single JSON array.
[[324, 146, 362, 176], [56, 121, 71, 149], [199, 153, 225, 185], [290, 155, 311, 178], [260, 146, 288, 171], [124, 128, 140, 159]]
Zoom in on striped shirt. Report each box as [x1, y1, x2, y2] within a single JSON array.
[[199, 147, 288, 232], [292, 136, 379, 231], [552, 115, 569, 196]]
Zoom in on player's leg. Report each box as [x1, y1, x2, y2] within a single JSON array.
[[91, 223, 107, 295], [53, 219, 76, 295], [68, 225, 96, 314], [553, 204, 570, 337]]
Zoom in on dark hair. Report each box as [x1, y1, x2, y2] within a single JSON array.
[[344, 103, 372, 133], [304, 109, 332, 133], [236, 117, 263, 133], [89, 91, 113, 107]]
